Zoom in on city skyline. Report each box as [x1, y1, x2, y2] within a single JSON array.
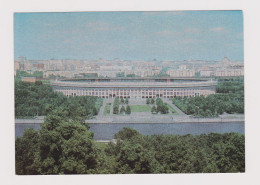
[[14, 11, 244, 61]]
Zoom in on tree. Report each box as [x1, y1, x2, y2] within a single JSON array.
[[15, 81, 100, 118], [120, 106, 126, 114], [34, 109, 98, 174], [35, 80, 43, 86], [151, 99, 155, 104], [114, 127, 142, 140], [121, 98, 125, 104], [125, 98, 129, 104], [15, 128, 39, 174], [151, 106, 156, 113], [156, 98, 163, 106], [160, 104, 169, 114], [113, 105, 119, 114], [113, 97, 120, 114], [126, 105, 131, 114], [114, 142, 154, 174], [146, 99, 150, 104], [116, 72, 125, 77]]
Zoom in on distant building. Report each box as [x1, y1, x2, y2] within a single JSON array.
[[215, 69, 244, 77], [124, 69, 160, 77], [21, 77, 36, 83], [33, 63, 45, 70], [222, 56, 230, 65], [200, 70, 215, 77], [167, 69, 195, 77]]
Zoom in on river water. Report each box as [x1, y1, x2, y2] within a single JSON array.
[[15, 122, 244, 140]]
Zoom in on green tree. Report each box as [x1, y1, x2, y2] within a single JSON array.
[[151, 105, 156, 113], [114, 127, 142, 141], [126, 105, 131, 114], [114, 142, 154, 174], [156, 98, 163, 106], [125, 98, 129, 104], [146, 98, 150, 104], [151, 98, 155, 104], [113, 98, 120, 114], [15, 81, 100, 118], [120, 106, 126, 114], [121, 97, 125, 104], [15, 128, 39, 175], [116, 72, 125, 77], [34, 109, 98, 174], [160, 104, 169, 114]]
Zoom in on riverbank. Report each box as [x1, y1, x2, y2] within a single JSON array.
[[86, 115, 244, 124], [15, 114, 244, 124]]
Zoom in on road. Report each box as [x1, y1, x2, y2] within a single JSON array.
[[15, 98, 244, 124]]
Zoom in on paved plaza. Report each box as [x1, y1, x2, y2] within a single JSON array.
[[93, 98, 190, 123]]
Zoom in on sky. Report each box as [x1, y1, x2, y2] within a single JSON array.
[[14, 11, 244, 61]]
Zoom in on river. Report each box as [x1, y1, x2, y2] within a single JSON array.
[[15, 122, 244, 140]]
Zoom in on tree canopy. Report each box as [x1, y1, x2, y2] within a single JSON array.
[[15, 81, 102, 118], [172, 78, 244, 117], [16, 125, 245, 174], [16, 109, 98, 174]]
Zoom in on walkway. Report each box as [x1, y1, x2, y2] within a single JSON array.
[[97, 98, 113, 116], [163, 98, 187, 116], [92, 98, 193, 123]]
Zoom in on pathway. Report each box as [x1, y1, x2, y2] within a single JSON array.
[[163, 98, 187, 116], [97, 98, 113, 116]]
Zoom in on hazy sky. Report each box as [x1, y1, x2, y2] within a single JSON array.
[[14, 11, 244, 61]]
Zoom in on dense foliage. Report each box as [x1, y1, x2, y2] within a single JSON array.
[[216, 77, 244, 94], [149, 98, 169, 114], [104, 128, 245, 173], [15, 81, 102, 118], [113, 97, 130, 114], [16, 126, 245, 174], [15, 70, 43, 80], [16, 109, 98, 175], [172, 78, 244, 117]]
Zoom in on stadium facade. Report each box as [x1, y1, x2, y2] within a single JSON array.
[[51, 77, 217, 99]]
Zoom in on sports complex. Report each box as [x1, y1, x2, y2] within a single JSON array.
[[51, 77, 217, 99]]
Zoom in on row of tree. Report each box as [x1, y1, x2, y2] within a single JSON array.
[[120, 97, 129, 104], [15, 81, 102, 119], [173, 93, 244, 117], [16, 113, 245, 174], [146, 98, 155, 104], [151, 98, 169, 114], [113, 97, 131, 114], [115, 73, 140, 78], [172, 78, 244, 117], [113, 98, 120, 114], [216, 77, 244, 94], [15, 71, 43, 80]]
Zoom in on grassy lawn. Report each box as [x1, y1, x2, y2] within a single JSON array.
[[130, 105, 151, 112], [166, 103, 178, 115], [104, 103, 111, 115], [94, 141, 108, 151]]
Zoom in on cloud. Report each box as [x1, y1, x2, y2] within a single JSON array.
[[87, 21, 125, 31], [209, 27, 228, 33], [157, 30, 182, 36], [184, 28, 200, 33]]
